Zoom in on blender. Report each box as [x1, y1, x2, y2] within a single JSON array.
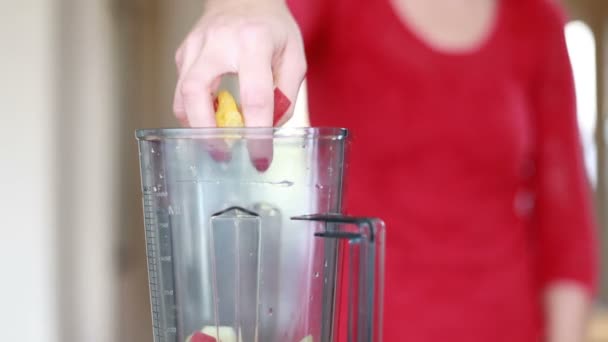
[[136, 127, 385, 342]]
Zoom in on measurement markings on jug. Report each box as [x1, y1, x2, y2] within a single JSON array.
[[142, 188, 178, 340]]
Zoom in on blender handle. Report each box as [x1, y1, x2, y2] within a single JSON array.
[[291, 214, 386, 342]]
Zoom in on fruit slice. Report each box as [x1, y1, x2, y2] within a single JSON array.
[[187, 331, 217, 342], [201, 326, 240, 342], [185, 326, 239, 342], [273, 88, 291, 126], [215, 90, 245, 128], [214, 88, 290, 127], [299, 335, 313, 342]]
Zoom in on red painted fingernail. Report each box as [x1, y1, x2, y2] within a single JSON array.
[[210, 149, 231, 163], [253, 158, 271, 172]]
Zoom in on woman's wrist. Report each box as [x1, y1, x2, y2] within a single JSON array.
[[544, 281, 592, 342]]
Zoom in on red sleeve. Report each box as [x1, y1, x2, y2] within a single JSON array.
[[531, 1, 599, 294], [286, 0, 331, 49]]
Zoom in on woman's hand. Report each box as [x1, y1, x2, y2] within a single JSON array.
[[174, 0, 306, 128], [173, 0, 306, 169], [544, 281, 592, 342]]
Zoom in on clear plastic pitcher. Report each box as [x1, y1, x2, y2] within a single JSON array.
[[136, 128, 385, 342]]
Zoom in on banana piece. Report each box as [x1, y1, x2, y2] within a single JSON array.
[[215, 90, 244, 128]]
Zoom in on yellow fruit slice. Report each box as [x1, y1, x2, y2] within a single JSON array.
[[300, 335, 313, 342], [215, 90, 244, 128]]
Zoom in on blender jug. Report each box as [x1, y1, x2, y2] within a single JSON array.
[[136, 128, 385, 342]]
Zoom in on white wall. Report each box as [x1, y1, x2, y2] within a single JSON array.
[[566, 21, 598, 186], [56, 0, 119, 341], [0, 1, 120, 341], [0, 1, 58, 341]]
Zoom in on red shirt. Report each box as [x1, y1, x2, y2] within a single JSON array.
[[288, 0, 598, 341]]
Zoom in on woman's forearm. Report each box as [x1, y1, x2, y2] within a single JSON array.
[[544, 281, 592, 342]]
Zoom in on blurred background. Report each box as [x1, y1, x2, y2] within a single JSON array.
[[0, 0, 607, 341]]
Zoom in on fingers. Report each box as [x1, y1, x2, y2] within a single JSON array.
[[173, 38, 203, 126], [238, 38, 275, 127], [247, 138, 274, 172], [205, 138, 232, 163], [238, 41, 305, 171], [180, 52, 229, 127], [273, 42, 307, 126], [237, 37, 275, 171], [173, 85, 190, 127], [172, 22, 304, 172], [177, 41, 234, 160]]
